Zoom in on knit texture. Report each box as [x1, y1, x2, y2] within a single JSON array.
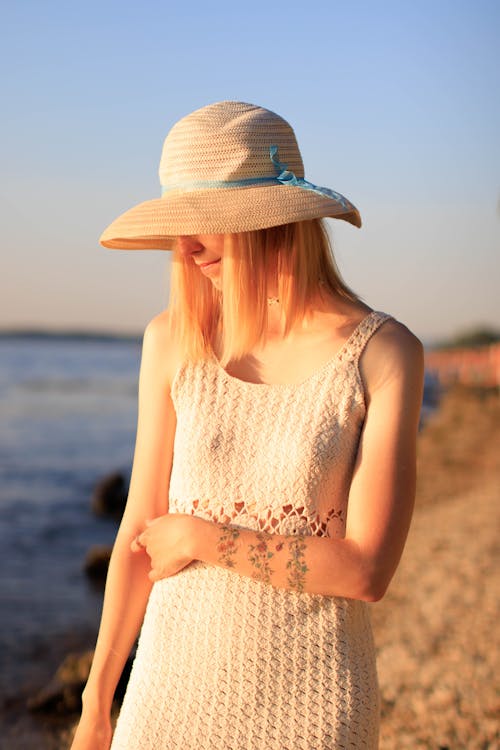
[[111, 310, 390, 749], [99, 101, 360, 250]]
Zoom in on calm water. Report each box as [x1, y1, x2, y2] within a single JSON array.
[[0, 335, 141, 696]]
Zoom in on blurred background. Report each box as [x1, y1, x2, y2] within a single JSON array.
[[0, 1, 499, 748]]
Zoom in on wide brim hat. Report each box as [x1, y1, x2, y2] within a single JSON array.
[[100, 101, 361, 251]]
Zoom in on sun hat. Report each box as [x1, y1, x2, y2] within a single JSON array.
[[99, 101, 361, 251]]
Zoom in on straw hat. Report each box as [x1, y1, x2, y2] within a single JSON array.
[[99, 101, 361, 250]]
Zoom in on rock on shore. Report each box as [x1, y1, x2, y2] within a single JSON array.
[[91, 471, 127, 520]]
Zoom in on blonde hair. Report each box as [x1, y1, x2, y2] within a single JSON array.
[[168, 219, 359, 364]]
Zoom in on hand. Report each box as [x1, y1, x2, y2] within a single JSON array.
[[70, 710, 112, 750], [131, 513, 203, 582]]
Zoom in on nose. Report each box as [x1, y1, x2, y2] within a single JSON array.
[[177, 236, 204, 258]]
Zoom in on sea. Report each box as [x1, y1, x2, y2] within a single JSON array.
[[0, 333, 142, 698], [0, 333, 438, 700]]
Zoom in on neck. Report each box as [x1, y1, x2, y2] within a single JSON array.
[[264, 288, 349, 340]]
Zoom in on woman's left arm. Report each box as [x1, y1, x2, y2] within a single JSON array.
[[134, 322, 424, 601]]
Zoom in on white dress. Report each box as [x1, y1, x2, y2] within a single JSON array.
[[111, 310, 390, 749]]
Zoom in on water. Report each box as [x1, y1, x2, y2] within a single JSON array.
[[0, 334, 142, 696]]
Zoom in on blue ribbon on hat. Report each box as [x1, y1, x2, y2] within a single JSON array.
[[269, 145, 350, 209], [161, 145, 351, 211]]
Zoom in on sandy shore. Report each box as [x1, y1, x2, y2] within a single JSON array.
[[2, 386, 499, 749], [371, 386, 500, 749], [373, 479, 499, 749]]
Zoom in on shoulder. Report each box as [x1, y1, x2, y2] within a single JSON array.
[[367, 316, 424, 364], [141, 309, 183, 387], [143, 309, 171, 345], [360, 315, 424, 397]]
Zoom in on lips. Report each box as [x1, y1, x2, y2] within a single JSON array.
[[197, 259, 221, 271]]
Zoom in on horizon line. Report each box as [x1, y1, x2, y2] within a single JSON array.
[[0, 326, 142, 342]]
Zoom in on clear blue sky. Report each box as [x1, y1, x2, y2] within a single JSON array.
[[1, 0, 499, 343]]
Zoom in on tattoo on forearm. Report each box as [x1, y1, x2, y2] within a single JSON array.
[[286, 536, 308, 593], [216, 525, 241, 568], [217, 526, 307, 593], [247, 531, 274, 584]]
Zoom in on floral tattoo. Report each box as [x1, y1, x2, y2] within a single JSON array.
[[217, 526, 308, 592], [216, 525, 241, 568], [286, 536, 308, 593], [247, 532, 274, 584]]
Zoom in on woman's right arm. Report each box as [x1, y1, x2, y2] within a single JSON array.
[[70, 311, 178, 749]]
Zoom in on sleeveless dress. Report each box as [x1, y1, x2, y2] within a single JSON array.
[[111, 310, 391, 750]]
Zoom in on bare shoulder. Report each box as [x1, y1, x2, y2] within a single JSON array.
[[360, 317, 424, 396], [367, 317, 424, 363], [143, 309, 171, 345], [141, 309, 183, 387]]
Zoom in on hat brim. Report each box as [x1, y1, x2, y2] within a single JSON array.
[[99, 184, 361, 251]]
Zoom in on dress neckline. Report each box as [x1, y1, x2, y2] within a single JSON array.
[[211, 309, 382, 390]]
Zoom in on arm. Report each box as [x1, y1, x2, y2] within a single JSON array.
[[139, 321, 424, 602], [72, 312, 178, 746]]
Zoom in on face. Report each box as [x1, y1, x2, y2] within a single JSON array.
[[177, 234, 225, 288]]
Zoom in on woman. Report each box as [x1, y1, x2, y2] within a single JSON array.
[[71, 101, 424, 749]]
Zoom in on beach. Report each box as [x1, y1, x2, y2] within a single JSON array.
[[373, 386, 500, 749], [1, 380, 499, 749]]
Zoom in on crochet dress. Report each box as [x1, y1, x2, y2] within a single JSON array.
[[110, 310, 390, 750]]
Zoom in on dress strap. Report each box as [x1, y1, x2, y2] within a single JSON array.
[[346, 311, 393, 364]]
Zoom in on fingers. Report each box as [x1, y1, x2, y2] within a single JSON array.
[[131, 533, 147, 553], [132, 518, 157, 551]]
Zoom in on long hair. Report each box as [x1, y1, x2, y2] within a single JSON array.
[[168, 219, 360, 364]]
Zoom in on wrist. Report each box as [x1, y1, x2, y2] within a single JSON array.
[[81, 687, 113, 716], [190, 516, 218, 563]]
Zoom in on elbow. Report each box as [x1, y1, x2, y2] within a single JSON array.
[[359, 581, 387, 603], [323, 540, 393, 601], [356, 561, 392, 602]]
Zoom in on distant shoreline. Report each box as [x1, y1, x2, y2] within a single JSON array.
[[0, 329, 142, 344], [1, 327, 439, 349], [2, 328, 498, 355]]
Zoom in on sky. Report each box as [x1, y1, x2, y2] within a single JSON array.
[[1, 0, 499, 344]]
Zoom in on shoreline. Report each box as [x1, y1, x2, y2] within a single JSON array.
[[0, 329, 142, 343]]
